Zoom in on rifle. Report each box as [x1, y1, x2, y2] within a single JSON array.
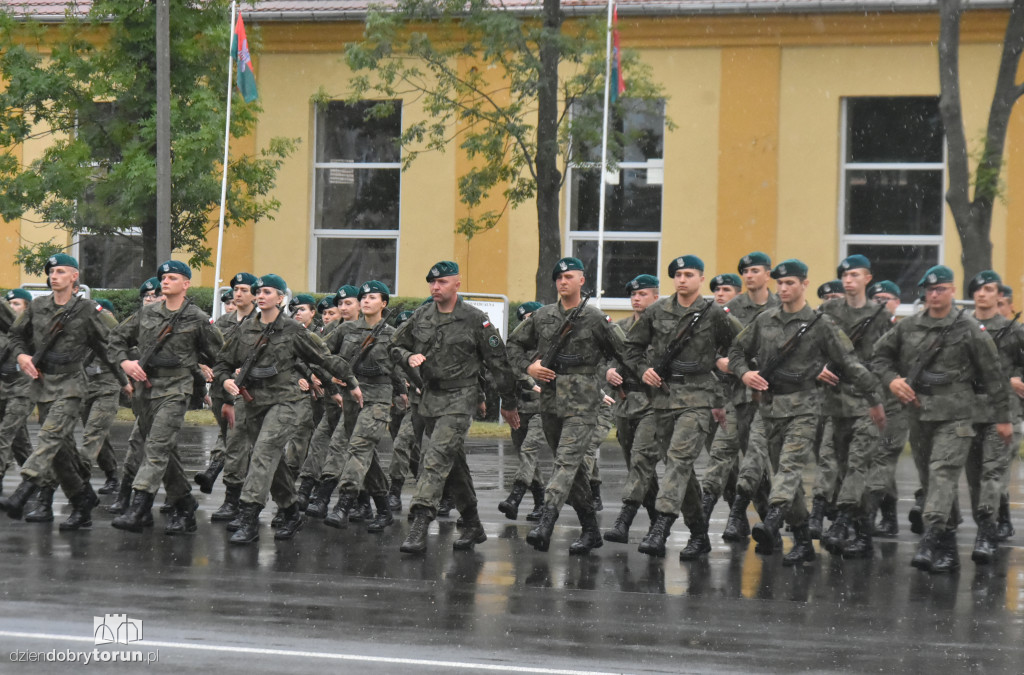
[[537, 291, 591, 379], [234, 314, 280, 403], [904, 306, 967, 396], [823, 301, 886, 380], [31, 294, 83, 380], [349, 310, 392, 375], [651, 298, 715, 393], [992, 311, 1021, 348], [757, 311, 825, 389], [136, 297, 193, 390]]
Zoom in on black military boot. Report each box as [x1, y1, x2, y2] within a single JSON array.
[[569, 508, 603, 555], [996, 494, 1015, 541], [211, 484, 243, 522], [782, 524, 816, 566], [603, 500, 640, 544], [229, 502, 263, 545], [842, 516, 874, 559], [274, 502, 305, 540], [911, 526, 942, 571], [722, 492, 751, 542], [111, 490, 156, 533], [98, 471, 120, 495], [822, 510, 853, 555], [590, 481, 603, 512], [972, 516, 999, 564], [930, 528, 961, 574], [0, 480, 39, 520], [908, 488, 926, 535], [498, 480, 528, 520], [638, 513, 677, 558], [367, 495, 394, 533], [304, 478, 338, 519], [436, 494, 455, 518], [701, 490, 718, 527], [164, 494, 199, 535], [525, 481, 545, 522], [751, 504, 787, 555], [453, 506, 487, 550], [324, 493, 355, 529], [349, 492, 373, 523], [193, 459, 224, 495], [874, 492, 899, 537], [270, 507, 286, 528], [807, 495, 827, 540], [400, 506, 433, 555], [387, 477, 404, 514], [107, 479, 133, 514], [25, 485, 55, 523], [60, 483, 100, 531], [678, 520, 712, 561], [295, 477, 317, 512], [526, 505, 559, 552]]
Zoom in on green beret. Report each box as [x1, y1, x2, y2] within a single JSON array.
[[967, 270, 1001, 297], [317, 295, 335, 313], [1000, 284, 1013, 299], [817, 279, 843, 299], [290, 293, 317, 309], [837, 254, 871, 278], [738, 251, 771, 273], [336, 285, 359, 301], [255, 273, 287, 293], [230, 272, 258, 288], [426, 260, 460, 282], [710, 273, 742, 292], [771, 259, 808, 280], [157, 260, 191, 280], [220, 289, 235, 304], [516, 301, 543, 321], [868, 280, 901, 299], [358, 280, 391, 303], [668, 255, 704, 276], [395, 310, 415, 327], [5, 288, 32, 303], [918, 265, 954, 287], [551, 257, 584, 280], [139, 277, 161, 297], [625, 274, 659, 293], [44, 253, 79, 275], [96, 298, 115, 316]]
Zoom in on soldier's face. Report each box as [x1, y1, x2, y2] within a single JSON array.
[[923, 283, 955, 313], [323, 306, 342, 324], [873, 293, 899, 314], [742, 265, 770, 292], [672, 268, 703, 298], [223, 299, 236, 313], [360, 293, 387, 317], [338, 297, 360, 321], [8, 298, 27, 313], [554, 271, 584, 299], [293, 304, 315, 326], [841, 269, 872, 296], [998, 295, 1015, 318], [256, 287, 282, 310], [233, 284, 255, 310], [429, 275, 461, 304], [973, 282, 1000, 311], [142, 290, 161, 305], [713, 285, 738, 305], [160, 273, 190, 297], [49, 266, 77, 292], [775, 277, 807, 304], [630, 287, 658, 312]]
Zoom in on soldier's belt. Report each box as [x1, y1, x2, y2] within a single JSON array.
[[767, 380, 815, 395], [148, 367, 191, 379], [249, 365, 279, 379], [665, 372, 715, 385], [621, 382, 647, 392], [39, 362, 82, 375], [356, 375, 391, 385], [1, 362, 18, 376], [42, 350, 76, 365], [425, 376, 478, 391], [554, 366, 596, 375], [916, 381, 973, 397], [520, 391, 536, 402]]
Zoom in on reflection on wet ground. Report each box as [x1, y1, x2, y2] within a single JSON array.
[[1, 423, 1023, 673]]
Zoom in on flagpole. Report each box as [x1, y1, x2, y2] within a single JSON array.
[[595, 0, 615, 309], [212, 0, 237, 321]]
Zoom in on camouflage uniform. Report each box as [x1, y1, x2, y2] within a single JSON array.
[[509, 376, 546, 487], [389, 387, 423, 482], [0, 307, 35, 481], [79, 307, 123, 479], [212, 310, 255, 491]]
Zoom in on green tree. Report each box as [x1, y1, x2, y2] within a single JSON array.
[[0, 0, 296, 281], [343, 0, 664, 302]]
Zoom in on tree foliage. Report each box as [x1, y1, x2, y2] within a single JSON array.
[[0, 0, 296, 279]]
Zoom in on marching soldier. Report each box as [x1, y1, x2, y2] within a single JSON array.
[[386, 309, 423, 514], [0, 290, 35, 497], [80, 298, 125, 496]]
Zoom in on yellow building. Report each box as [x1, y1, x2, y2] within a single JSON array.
[[4, 1, 1024, 313]]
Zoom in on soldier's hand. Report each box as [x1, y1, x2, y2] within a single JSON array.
[[222, 403, 235, 429], [501, 407, 521, 429], [997, 422, 1014, 444], [298, 378, 310, 392], [889, 378, 917, 406], [605, 367, 623, 386], [478, 400, 487, 416], [641, 367, 663, 388], [223, 378, 240, 397], [716, 357, 731, 374], [399, 393, 409, 409], [199, 363, 214, 383], [121, 359, 147, 383], [602, 394, 615, 406], [527, 360, 556, 383], [1011, 376, 1024, 399], [817, 366, 840, 386], [712, 407, 727, 430], [311, 374, 322, 388], [331, 393, 344, 408], [408, 353, 427, 368], [868, 404, 886, 430], [532, 385, 542, 394], [16, 353, 38, 380], [122, 383, 133, 398], [351, 386, 364, 408], [741, 370, 769, 391]]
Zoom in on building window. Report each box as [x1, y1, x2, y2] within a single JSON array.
[[311, 100, 401, 293], [566, 99, 665, 309], [839, 97, 944, 303]]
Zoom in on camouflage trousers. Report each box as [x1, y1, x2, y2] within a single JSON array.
[[323, 400, 391, 498], [284, 396, 315, 476], [701, 402, 738, 499], [239, 398, 306, 508], [299, 403, 342, 481], [651, 407, 712, 526], [79, 388, 119, 476], [1000, 427, 1022, 504], [509, 411, 546, 486], [389, 405, 424, 481], [866, 402, 909, 499], [131, 392, 192, 502], [21, 396, 90, 497], [409, 413, 476, 518], [583, 403, 614, 486], [119, 417, 146, 486], [222, 400, 252, 488], [0, 393, 34, 477], [731, 402, 773, 515], [965, 422, 1010, 522], [811, 417, 839, 501], [831, 413, 880, 516], [763, 413, 819, 526], [208, 390, 230, 465], [616, 410, 660, 505], [910, 417, 975, 532], [540, 413, 598, 515]]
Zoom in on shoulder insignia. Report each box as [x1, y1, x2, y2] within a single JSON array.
[[488, 335, 501, 348], [95, 304, 103, 312], [482, 320, 491, 328], [605, 315, 612, 323], [724, 306, 730, 313], [980, 325, 986, 331]]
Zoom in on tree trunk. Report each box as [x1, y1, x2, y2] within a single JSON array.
[[533, 0, 563, 304]]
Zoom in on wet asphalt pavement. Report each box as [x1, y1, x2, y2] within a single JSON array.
[[1, 422, 1023, 673]]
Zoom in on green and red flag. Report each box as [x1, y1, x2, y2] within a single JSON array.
[[232, 14, 258, 103], [610, 7, 626, 102]]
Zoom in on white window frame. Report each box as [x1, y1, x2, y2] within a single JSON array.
[[308, 101, 403, 294]]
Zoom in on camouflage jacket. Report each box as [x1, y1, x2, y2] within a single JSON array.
[[85, 308, 127, 396], [724, 291, 781, 405], [506, 300, 627, 417], [10, 294, 119, 403], [609, 315, 652, 418], [729, 303, 881, 418], [872, 308, 1009, 423], [215, 313, 357, 406], [971, 312, 1024, 424], [624, 295, 739, 410], [110, 300, 223, 399], [390, 298, 517, 418], [819, 298, 894, 417], [325, 316, 406, 405], [0, 301, 31, 400]]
